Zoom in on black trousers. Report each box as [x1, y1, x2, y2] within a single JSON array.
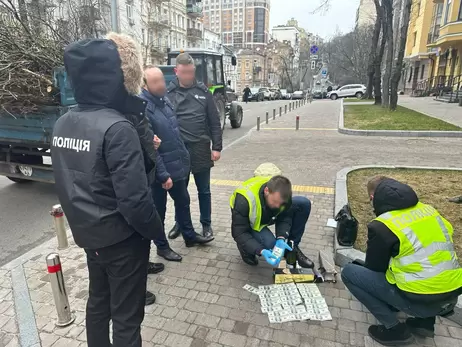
[[85, 233, 151, 347]]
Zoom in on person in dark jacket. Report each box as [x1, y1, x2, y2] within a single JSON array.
[[167, 53, 223, 240], [141, 66, 214, 263], [51, 33, 164, 347], [342, 176, 462, 346], [243, 85, 251, 103], [230, 175, 314, 267]]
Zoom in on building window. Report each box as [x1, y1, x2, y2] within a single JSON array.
[[413, 31, 417, 46], [408, 67, 413, 82], [420, 65, 425, 79], [444, 0, 452, 24], [458, 0, 462, 20], [126, 1, 134, 25]]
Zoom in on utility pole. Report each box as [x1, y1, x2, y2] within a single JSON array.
[[110, 0, 120, 33]]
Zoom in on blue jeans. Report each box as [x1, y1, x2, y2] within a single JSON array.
[[341, 264, 456, 329], [182, 169, 211, 226], [152, 179, 196, 249], [250, 196, 312, 249]]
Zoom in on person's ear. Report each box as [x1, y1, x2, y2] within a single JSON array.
[[264, 187, 269, 195]]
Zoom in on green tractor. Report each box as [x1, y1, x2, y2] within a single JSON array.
[[166, 48, 243, 131]]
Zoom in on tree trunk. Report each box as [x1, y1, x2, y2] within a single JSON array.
[[17, 0, 29, 28], [382, 0, 394, 107], [390, 0, 412, 110], [374, 3, 387, 105], [366, 0, 382, 99]]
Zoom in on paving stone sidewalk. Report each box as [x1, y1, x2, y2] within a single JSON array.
[[399, 95, 462, 127], [1, 101, 462, 347]]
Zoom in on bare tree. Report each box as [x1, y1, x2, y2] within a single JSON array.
[[366, 0, 382, 99], [390, 0, 412, 110], [381, 0, 394, 108]]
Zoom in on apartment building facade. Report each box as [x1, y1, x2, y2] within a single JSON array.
[[406, 0, 462, 99], [202, 0, 270, 48], [355, 0, 376, 28], [271, 25, 300, 70]]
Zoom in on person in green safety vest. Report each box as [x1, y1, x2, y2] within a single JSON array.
[[341, 176, 462, 346], [230, 175, 314, 268]]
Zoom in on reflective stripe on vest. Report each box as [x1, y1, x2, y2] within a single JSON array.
[[376, 202, 462, 294], [229, 176, 283, 232]]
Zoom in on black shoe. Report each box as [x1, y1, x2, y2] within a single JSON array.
[[147, 262, 165, 274], [185, 232, 214, 248], [294, 246, 314, 268], [157, 248, 182, 262], [238, 246, 258, 266], [405, 317, 435, 338], [448, 196, 462, 204], [168, 222, 181, 239], [203, 224, 214, 238], [368, 323, 415, 346], [145, 291, 156, 306]]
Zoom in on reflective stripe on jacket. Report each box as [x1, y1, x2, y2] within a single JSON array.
[[375, 202, 462, 294], [229, 176, 284, 231]]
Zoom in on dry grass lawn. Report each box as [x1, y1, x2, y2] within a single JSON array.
[[347, 168, 462, 259]]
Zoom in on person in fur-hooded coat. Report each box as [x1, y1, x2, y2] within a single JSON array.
[[51, 33, 164, 347]]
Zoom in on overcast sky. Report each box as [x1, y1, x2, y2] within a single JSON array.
[[269, 0, 361, 39]]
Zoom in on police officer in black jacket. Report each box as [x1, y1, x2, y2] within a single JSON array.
[[167, 53, 223, 240], [51, 33, 164, 347]]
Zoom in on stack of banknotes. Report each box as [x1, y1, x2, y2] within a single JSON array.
[[243, 282, 332, 323]]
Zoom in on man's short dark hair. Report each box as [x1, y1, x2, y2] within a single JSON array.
[[176, 53, 195, 66], [267, 175, 292, 202], [367, 175, 389, 195]]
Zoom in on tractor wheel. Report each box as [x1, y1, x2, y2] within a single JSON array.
[[214, 93, 226, 131], [230, 103, 243, 129]]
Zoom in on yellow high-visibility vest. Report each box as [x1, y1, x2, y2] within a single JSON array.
[[375, 202, 462, 294], [229, 176, 285, 232]]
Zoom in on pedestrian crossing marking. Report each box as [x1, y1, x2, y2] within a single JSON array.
[[204, 178, 334, 195]]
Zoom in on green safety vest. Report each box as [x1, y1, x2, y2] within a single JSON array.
[[375, 202, 462, 295], [229, 176, 285, 232]]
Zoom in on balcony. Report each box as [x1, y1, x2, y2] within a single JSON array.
[[148, 15, 169, 28], [150, 45, 167, 57], [187, 27, 202, 39], [187, 3, 203, 18], [437, 22, 462, 46]]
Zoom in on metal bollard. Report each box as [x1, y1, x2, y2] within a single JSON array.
[[265, 111, 269, 124], [50, 204, 68, 250], [279, 107, 282, 117], [46, 253, 75, 327], [289, 103, 292, 111], [285, 105, 287, 114], [273, 109, 276, 120], [257, 116, 261, 131], [296, 115, 300, 130]]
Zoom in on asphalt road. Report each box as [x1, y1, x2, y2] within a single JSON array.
[[0, 98, 294, 266]]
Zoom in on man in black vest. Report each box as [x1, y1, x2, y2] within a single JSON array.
[[51, 33, 164, 347], [167, 53, 223, 240]]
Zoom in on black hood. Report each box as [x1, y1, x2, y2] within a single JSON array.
[[373, 178, 419, 216], [64, 38, 127, 109]]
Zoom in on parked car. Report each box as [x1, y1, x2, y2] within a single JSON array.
[[291, 91, 304, 100], [270, 88, 282, 100], [225, 87, 238, 102], [248, 87, 264, 102], [280, 89, 291, 99], [327, 84, 367, 100], [259, 87, 274, 100]]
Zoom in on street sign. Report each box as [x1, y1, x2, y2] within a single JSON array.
[[321, 68, 328, 77], [311, 61, 316, 70], [311, 54, 318, 60], [310, 45, 318, 54]]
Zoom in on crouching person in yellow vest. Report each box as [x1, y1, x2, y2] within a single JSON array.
[[230, 175, 314, 268], [342, 176, 462, 346]]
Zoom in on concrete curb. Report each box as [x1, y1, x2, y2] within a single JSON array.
[[338, 99, 462, 138], [334, 165, 462, 325]]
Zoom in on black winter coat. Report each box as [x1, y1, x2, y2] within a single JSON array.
[[167, 79, 222, 174], [51, 37, 164, 249]]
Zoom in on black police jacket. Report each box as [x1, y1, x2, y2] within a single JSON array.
[[51, 37, 164, 249]]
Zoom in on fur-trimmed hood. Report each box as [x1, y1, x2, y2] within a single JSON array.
[[64, 32, 143, 110]]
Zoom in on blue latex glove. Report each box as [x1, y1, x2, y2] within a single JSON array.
[[275, 238, 293, 252], [261, 249, 279, 267]]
